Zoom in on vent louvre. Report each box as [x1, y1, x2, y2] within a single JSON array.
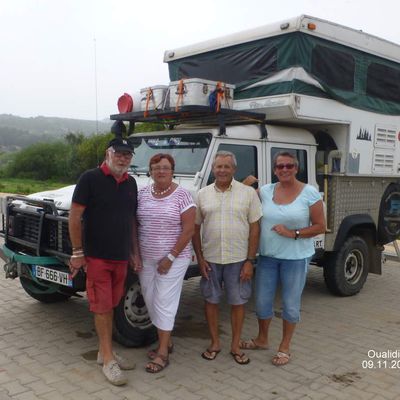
[[374, 126, 396, 149], [373, 150, 394, 173]]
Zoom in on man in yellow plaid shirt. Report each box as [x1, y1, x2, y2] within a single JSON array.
[[193, 150, 262, 365]]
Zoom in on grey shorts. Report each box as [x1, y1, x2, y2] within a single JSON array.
[[200, 261, 252, 305]]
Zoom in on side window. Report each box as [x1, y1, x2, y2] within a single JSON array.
[[208, 144, 258, 185], [311, 45, 355, 91], [271, 148, 308, 183], [366, 63, 400, 103]]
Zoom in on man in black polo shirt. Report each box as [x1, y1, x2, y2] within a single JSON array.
[[69, 137, 139, 386]]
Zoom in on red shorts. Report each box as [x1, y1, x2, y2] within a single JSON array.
[[86, 257, 128, 314]]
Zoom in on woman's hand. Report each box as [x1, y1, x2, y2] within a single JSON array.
[[272, 224, 294, 238], [130, 253, 143, 273], [157, 257, 172, 275], [242, 175, 258, 187]]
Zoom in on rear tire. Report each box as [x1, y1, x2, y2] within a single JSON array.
[[323, 236, 369, 296], [20, 276, 71, 303], [113, 270, 157, 347]]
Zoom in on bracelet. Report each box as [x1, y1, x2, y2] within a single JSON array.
[[166, 253, 176, 262], [71, 254, 85, 259], [72, 247, 83, 251]]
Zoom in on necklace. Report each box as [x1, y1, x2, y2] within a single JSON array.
[[151, 184, 172, 196]]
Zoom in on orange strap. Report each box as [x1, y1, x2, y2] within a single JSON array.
[[215, 82, 225, 113], [175, 79, 185, 111], [144, 88, 156, 117]]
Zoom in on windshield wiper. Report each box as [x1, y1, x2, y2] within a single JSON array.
[[129, 165, 140, 176]]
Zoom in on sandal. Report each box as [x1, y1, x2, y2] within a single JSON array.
[[272, 351, 291, 366], [145, 354, 169, 373], [239, 338, 268, 350], [201, 348, 221, 361], [147, 344, 174, 360], [230, 352, 250, 365]]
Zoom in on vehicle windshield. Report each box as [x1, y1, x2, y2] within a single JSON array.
[[129, 133, 211, 174]]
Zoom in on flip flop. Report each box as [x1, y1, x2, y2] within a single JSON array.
[[239, 338, 268, 350], [147, 344, 174, 360], [201, 349, 221, 361], [145, 354, 169, 373], [272, 351, 291, 366], [230, 352, 250, 365]]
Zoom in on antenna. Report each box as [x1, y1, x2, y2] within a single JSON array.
[[94, 37, 99, 135]]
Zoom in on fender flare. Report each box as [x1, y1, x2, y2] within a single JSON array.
[[333, 214, 376, 251]]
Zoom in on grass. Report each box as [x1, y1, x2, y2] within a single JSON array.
[[0, 178, 71, 195]]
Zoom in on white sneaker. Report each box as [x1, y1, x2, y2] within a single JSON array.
[[97, 351, 136, 370], [102, 360, 127, 386]]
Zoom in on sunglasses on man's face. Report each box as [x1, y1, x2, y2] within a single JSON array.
[[275, 163, 295, 170]]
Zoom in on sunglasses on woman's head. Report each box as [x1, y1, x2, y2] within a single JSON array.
[[275, 163, 295, 170]]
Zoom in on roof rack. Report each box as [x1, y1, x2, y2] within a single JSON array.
[[110, 105, 267, 137]]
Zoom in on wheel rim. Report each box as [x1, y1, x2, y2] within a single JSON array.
[[344, 249, 364, 284], [123, 282, 153, 330]]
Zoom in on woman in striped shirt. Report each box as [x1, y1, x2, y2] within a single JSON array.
[[134, 153, 196, 373]]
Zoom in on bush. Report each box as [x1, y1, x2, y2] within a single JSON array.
[[1, 123, 162, 182], [4, 141, 70, 180]]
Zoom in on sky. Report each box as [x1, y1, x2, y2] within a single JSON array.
[[1, 0, 400, 121]]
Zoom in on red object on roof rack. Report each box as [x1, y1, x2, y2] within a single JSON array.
[[117, 93, 133, 113]]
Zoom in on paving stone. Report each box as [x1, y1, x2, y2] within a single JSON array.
[[1, 380, 29, 396], [24, 381, 55, 396], [0, 389, 13, 400], [11, 392, 42, 400]]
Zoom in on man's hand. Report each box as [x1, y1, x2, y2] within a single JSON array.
[[198, 258, 211, 280], [69, 255, 86, 278], [240, 261, 254, 281], [157, 257, 172, 275]]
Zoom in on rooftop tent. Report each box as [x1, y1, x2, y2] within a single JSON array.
[[167, 32, 400, 116]]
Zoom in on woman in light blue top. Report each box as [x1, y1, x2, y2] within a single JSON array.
[[240, 151, 325, 366]]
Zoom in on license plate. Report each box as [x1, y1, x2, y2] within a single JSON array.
[[33, 265, 73, 287], [314, 236, 324, 249]]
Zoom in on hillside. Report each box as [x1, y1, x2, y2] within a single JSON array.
[[0, 114, 112, 150]]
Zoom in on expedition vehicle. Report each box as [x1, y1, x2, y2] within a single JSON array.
[[2, 15, 400, 347]]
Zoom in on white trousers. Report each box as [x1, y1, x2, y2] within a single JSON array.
[[138, 257, 190, 331]]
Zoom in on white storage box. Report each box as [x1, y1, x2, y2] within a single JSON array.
[[169, 78, 235, 110], [140, 85, 169, 112]]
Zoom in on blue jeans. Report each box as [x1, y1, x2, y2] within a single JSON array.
[[255, 256, 310, 323]]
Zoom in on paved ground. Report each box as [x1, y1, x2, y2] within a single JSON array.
[[1, 254, 400, 400]]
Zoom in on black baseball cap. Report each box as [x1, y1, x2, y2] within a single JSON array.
[[108, 137, 134, 153]]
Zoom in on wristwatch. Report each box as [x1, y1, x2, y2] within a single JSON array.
[[166, 253, 176, 262], [245, 258, 257, 265], [294, 230, 300, 240]]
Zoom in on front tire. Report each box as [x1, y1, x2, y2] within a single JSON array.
[[323, 236, 369, 296], [113, 270, 157, 347], [20, 276, 71, 303]]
